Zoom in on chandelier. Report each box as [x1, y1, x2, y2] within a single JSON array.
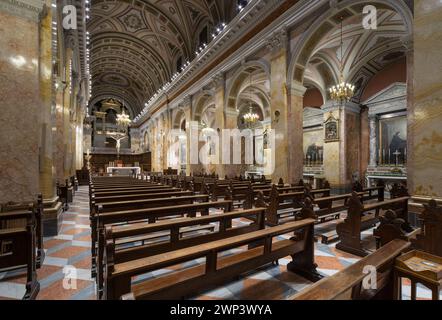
[[116, 108, 131, 128], [329, 17, 355, 104], [243, 74, 260, 125], [243, 105, 260, 124]]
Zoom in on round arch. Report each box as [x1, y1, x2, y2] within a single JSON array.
[[287, 0, 413, 85]]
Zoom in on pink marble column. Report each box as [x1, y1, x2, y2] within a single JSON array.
[[0, 5, 43, 202], [408, 0, 442, 198], [268, 29, 289, 183], [288, 82, 307, 184]]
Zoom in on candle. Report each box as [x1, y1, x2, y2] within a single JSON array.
[[87, 149, 90, 156]]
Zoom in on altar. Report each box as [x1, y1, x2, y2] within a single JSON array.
[[106, 166, 141, 176]]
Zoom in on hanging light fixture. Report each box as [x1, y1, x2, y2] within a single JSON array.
[[243, 74, 260, 125], [329, 17, 355, 104], [116, 108, 131, 128]]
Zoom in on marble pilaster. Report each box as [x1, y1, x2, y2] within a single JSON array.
[[408, 0, 442, 198], [288, 82, 306, 184], [322, 102, 361, 192], [213, 73, 225, 178], [268, 28, 289, 183], [368, 114, 378, 167]]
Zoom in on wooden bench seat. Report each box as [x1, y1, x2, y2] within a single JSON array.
[[256, 186, 305, 226], [292, 239, 411, 300], [91, 200, 233, 278], [336, 194, 409, 256], [0, 205, 40, 300], [92, 190, 193, 203], [96, 208, 266, 297], [374, 199, 441, 256], [104, 218, 319, 300], [92, 194, 210, 214]]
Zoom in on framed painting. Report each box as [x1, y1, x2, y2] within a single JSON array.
[[324, 114, 339, 142]]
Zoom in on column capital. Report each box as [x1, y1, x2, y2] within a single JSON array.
[[342, 101, 361, 114], [225, 109, 239, 118], [266, 27, 288, 53], [182, 95, 192, 107], [211, 72, 224, 88], [320, 101, 361, 114], [289, 81, 307, 97], [0, 0, 45, 22]]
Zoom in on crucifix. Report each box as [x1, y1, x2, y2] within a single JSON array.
[[393, 149, 402, 166]]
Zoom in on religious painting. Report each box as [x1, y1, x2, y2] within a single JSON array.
[[379, 115, 407, 165], [303, 128, 324, 164], [324, 114, 339, 142]]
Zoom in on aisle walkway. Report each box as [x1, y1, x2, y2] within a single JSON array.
[[0, 188, 95, 300], [1, 186, 437, 300]]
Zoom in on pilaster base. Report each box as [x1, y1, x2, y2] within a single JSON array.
[[42, 196, 63, 237]]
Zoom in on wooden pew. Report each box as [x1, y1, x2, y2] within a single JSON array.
[[374, 199, 442, 257], [292, 239, 411, 300], [0, 203, 41, 299], [256, 185, 305, 226], [229, 183, 254, 209], [353, 181, 385, 202], [1, 195, 44, 268], [89, 185, 176, 203], [91, 200, 233, 278], [105, 219, 320, 300], [58, 178, 73, 210], [336, 193, 409, 256], [309, 191, 369, 224], [92, 195, 210, 214], [97, 208, 266, 296], [92, 190, 194, 203]]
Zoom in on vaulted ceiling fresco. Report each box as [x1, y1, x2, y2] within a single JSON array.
[[88, 0, 236, 116]]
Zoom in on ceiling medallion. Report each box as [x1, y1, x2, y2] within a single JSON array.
[[123, 13, 143, 31]]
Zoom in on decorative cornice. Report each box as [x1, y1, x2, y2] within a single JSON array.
[[0, 0, 45, 22]]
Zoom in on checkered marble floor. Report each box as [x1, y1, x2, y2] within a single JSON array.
[[0, 186, 439, 300]]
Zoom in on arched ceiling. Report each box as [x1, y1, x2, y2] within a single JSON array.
[[304, 6, 408, 103], [88, 0, 236, 116]]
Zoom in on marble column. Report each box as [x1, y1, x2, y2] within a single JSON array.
[[408, 0, 442, 198], [0, 1, 45, 202], [39, 1, 54, 199], [213, 73, 225, 178], [183, 97, 193, 175], [224, 109, 240, 178], [368, 114, 378, 167], [268, 28, 289, 183], [288, 81, 307, 184]]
